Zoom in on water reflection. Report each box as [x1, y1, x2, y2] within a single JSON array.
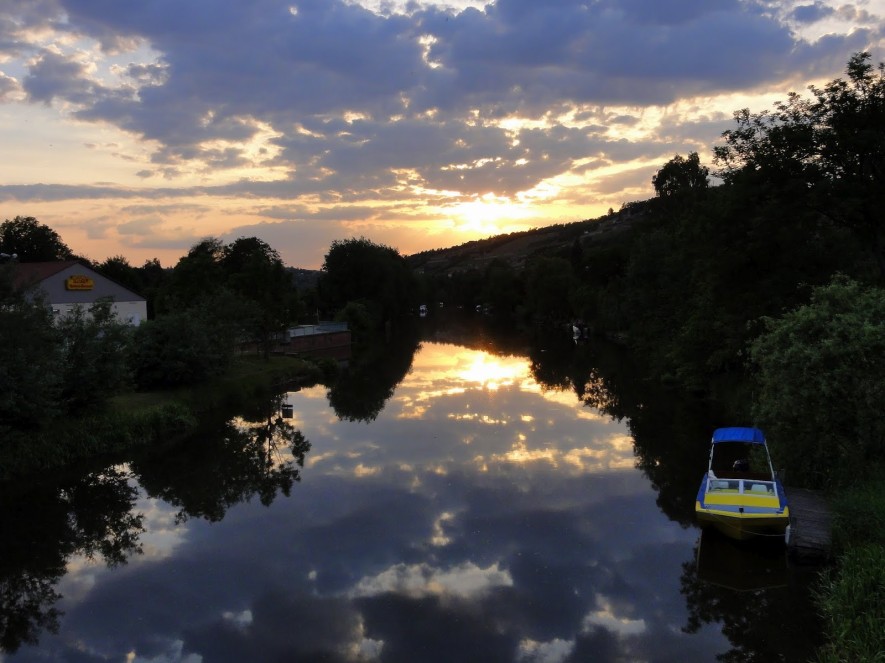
[[0, 466, 142, 653], [2, 336, 823, 662], [326, 325, 420, 422], [131, 400, 311, 523], [681, 530, 821, 661]]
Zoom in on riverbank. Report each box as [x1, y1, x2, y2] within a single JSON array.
[[0, 355, 325, 480], [815, 478, 885, 661]]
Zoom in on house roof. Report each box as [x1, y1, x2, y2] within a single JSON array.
[[13, 261, 80, 289], [12, 260, 146, 301]]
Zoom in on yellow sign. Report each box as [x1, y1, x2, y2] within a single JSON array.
[[66, 275, 94, 291]]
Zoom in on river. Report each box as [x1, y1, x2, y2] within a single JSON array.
[[0, 325, 823, 662]]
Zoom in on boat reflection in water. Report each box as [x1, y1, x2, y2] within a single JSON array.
[[695, 528, 788, 592]]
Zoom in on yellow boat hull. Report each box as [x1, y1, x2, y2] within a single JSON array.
[[696, 502, 790, 541]]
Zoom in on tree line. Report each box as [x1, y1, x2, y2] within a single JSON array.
[[418, 52, 885, 494], [3, 52, 884, 492], [0, 215, 422, 443]]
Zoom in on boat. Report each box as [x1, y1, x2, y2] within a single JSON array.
[[695, 427, 790, 541]]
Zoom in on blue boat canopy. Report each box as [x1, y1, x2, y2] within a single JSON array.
[[712, 427, 766, 444]]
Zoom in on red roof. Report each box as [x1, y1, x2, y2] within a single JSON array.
[[13, 261, 85, 289]]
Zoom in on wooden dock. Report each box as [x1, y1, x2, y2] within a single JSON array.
[[786, 487, 832, 562]]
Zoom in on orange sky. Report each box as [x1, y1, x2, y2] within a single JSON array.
[[1, 0, 883, 268]]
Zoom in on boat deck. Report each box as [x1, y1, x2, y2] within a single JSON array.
[[786, 487, 832, 562]]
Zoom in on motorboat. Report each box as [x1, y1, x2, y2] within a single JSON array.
[[695, 427, 790, 541]]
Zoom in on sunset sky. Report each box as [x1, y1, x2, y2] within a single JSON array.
[[1, 0, 883, 269]]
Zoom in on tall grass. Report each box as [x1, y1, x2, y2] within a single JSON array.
[[815, 478, 885, 662], [815, 544, 885, 662], [829, 479, 885, 553]]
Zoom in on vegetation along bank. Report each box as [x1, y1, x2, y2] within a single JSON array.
[[1, 53, 884, 660]]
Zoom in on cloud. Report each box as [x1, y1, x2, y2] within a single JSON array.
[[23, 49, 98, 105], [791, 2, 836, 24], [348, 561, 513, 598], [24, 0, 873, 166], [1, 0, 881, 266]]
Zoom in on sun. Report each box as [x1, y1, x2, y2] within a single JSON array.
[[448, 193, 533, 237], [459, 354, 528, 390]]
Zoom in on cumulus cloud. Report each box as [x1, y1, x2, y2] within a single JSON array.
[[791, 2, 836, 23], [0, 0, 880, 265]]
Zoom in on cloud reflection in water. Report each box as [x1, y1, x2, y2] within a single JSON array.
[[9, 342, 722, 662]]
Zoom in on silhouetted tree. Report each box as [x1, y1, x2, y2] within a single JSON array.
[[0, 216, 73, 262], [652, 152, 709, 200], [715, 52, 885, 276], [319, 238, 417, 331]]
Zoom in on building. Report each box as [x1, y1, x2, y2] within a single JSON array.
[[281, 322, 351, 359], [14, 261, 147, 325]]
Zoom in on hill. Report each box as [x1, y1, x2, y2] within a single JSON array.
[[406, 200, 651, 276]]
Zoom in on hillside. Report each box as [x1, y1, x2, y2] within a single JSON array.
[[406, 200, 651, 276]]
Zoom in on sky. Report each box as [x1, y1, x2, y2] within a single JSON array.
[[1, 0, 883, 269]]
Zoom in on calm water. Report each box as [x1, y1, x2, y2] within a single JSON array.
[[1, 332, 822, 662]]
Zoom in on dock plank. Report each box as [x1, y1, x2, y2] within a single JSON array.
[[786, 487, 832, 562]]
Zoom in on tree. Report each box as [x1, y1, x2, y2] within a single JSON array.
[[222, 237, 300, 357], [715, 52, 885, 276], [96, 256, 144, 295], [319, 238, 417, 330], [156, 238, 226, 312], [652, 152, 710, 200], [129, 294, 240, 389], [480, 259, 523, 319], [0, 264, 60, 431], [135, 258, 169, 318], [0, 216, 74, 262], [524, 256, 575, 324], [54, 299, 133, 415], [749, 276, 885, 489]]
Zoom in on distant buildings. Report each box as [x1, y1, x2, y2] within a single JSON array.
[[13, 261, 147, 325]]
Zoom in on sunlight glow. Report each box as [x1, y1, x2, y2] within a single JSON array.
[[447, 193, 536, 237], [458, 353, 529, 390]]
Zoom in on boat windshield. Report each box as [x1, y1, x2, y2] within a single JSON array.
[[707, 478, 776, 494], [709, 441, 773, 481]]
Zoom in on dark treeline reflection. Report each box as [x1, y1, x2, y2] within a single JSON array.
[[0, 392, 310, 653], [522, 325, 824, 661], [326, 323, 421, 422], [681, 530, 822, 662], [527, 328, 725, 526], [131, 394, 311, 523], [419, 314, 745, 526], [0, 466, 142, 653]]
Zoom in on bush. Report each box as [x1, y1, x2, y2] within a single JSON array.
[[749, 277, 885, 489], [131, 309, 236, 389]]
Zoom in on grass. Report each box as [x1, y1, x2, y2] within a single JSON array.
[[110, 354, 322, 414], [815, 544, 885, 662], [814, 477, 885, 662], [1, 354, 324, 480], [829, 478, 885, 553]]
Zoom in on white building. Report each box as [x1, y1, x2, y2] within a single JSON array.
[[14, 261, 147, 325]]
